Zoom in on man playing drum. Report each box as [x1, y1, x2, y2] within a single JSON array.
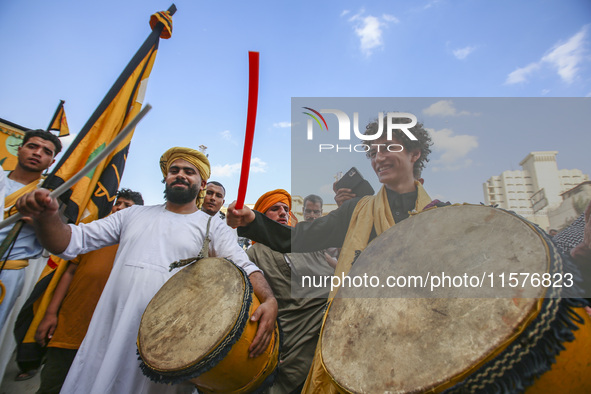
[[227, 115, 436, 392], [228, 113, 591, 393], [16, 147, 278, 394]]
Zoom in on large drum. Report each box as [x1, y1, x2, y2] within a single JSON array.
[[320, 205, 590, 393], [137, 257, 280, 393]]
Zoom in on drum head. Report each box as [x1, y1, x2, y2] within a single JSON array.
[[138, 257, 248, 372], [321, 205, 550, 393]]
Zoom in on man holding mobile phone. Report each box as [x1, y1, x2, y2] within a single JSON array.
[[227, 114, 437, 392]]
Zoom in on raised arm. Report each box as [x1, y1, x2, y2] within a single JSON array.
[[228, 198, 360, 254]]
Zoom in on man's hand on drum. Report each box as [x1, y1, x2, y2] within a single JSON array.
[[227, 201, 256, 228], [15, 189, 59, 223], [247, 271, 278, 358]]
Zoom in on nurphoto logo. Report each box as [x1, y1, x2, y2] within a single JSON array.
[[302, 107, 418, 153]]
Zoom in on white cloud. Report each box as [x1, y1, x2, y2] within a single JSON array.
[[541, 88, 550, 95], [452, 45, 476, 60], [422, 100, 471, 117], [541, 25, 588, 84], [220, 129, 238, 145], [340, 10, 350, 17], [211, 157, 267, 178], [348, 11, 398, 56], [427, 127, 478, 171], [505, 62, 541, 84], [273, 121, 291, 128], [352, 15, 383, 56], [505, 25, 589, 85]]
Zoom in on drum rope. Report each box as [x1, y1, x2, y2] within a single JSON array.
[[445, 222, 588, 394]]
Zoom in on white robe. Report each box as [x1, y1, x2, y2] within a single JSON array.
[[59, 204, 260, 394]]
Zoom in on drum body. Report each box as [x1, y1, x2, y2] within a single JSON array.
[[138, 257, 279, 393], [320, 205, 590, 393]]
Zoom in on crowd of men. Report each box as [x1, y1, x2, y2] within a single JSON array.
[[0, 115, 590, 393]]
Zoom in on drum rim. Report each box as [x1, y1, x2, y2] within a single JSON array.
[[319, 204, 577, 393], [138, 257, 254, 384]]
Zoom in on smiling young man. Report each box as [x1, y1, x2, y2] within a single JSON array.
[[227, 117, 433, 257], [0, 130, 62, 335], [16, 147, 277, 394], [227, 116, 435, 393]]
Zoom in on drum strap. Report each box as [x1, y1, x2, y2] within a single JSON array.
[[198, 217, 212, 259], [168, 217, 213, 271]]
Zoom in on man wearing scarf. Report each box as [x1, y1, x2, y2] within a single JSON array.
[[228, 117, 435, 393], [16, 147, 277, 394], [1, 130, 62, 335], [246, 190, 332, 393]]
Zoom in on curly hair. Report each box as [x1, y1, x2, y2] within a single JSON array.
[[363, 114, 432, 179], [117, 188, 144, 205]]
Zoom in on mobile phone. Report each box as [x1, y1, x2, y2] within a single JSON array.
[[334, 167, 375, 198]]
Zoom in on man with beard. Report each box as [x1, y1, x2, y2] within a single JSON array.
[[302, 194, 322, 223], [15, 147, 277, 394]]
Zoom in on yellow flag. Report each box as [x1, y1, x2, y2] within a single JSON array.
[[44, 6, 175, 224], [15, 4, 176, 371], [47, 100, 70, 137]]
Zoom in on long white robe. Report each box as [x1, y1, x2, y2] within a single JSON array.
[[59, 204, 260, 394]]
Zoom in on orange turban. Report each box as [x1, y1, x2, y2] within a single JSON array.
[[254, 189, 297, 226]]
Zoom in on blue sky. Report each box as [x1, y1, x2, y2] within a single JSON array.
[[1, 0, 590, 205]]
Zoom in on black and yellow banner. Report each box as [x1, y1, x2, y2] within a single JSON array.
[[15, 5, 176, 370], [43, 5, 174, 224], [47, 100, 70, 137]]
